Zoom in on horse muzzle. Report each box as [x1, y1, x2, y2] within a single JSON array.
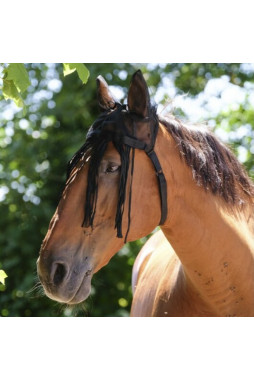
[[37, 253, 93, 304]]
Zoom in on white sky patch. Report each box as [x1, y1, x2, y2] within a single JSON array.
[[118, 70, 128, 81], [11, 170, 20, 178], [32, 89, 53, 103], [5, 125, 14, 136], [155, 76, 177, 114], [0, 185, 9, 202], [156, 74, 253, 124], [248, 91, 254, 107], [110, 86, 125, 102], [204, 79, 247, 117], [235, 124, 252, 139], [240, 63, 254, 73], [19, 119, 29, 130], [237, 146, 248, 163], [220, 83, 246, 108], [47, 79, 62, 93], [2, 108, 15, 121], [204, 76, 230, 96], [32, 131, 41, 139], [214, 128, 229, 143]]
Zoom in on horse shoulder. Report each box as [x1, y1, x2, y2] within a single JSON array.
[[131, 229, 166, 294], [131, 230, 179, 316]]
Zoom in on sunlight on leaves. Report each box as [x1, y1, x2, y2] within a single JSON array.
[[63, 63, 90, 84], [2, 79, 24, 108], [4, 63, 30, 93], [0, 270, 7, 285], [2, 63, 30, 114], [63, 63, 76, 76]]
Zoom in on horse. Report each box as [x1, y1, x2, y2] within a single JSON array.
[[37, 70, 254, 316]]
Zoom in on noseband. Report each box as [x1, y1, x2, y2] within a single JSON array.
[[81, 104, 167, 242]]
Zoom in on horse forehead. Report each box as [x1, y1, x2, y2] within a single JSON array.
[[104, 141, 120, 155], [106, 141, 117, 151]]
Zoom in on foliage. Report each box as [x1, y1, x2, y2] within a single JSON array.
[[0, 63, 89, 113], [63, 63, 90, 84], [0, 270, 7, 285], [0, 63, 253, 316], [1, 63, 30, 111]]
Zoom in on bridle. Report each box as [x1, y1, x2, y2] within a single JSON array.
[[121, 112, 168, 226], [83, 103, 168, 242]]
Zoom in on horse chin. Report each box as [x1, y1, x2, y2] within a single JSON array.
[[43, 273, 92, 305], [67, 278, 92, 305]]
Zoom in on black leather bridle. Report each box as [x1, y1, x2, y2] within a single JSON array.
[[122, 114, 168, 227], [82, 103, 168, 242]]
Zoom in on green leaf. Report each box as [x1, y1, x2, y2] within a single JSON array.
[[63, 63, 89, 84], [0, 270, 7, 285], [63, 63, 76, 76], [75, 64, 90, 84], [5, 63, 30, 93], [3, 79, 25, 108]]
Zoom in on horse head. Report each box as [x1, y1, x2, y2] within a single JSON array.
[[37, 70, 164, 304]]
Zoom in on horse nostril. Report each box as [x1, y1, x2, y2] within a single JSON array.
[[52, 263, 67, 286]]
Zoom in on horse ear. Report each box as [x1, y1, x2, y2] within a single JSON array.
[[128, 70, 151, 117], [96, 75, 118, 111]]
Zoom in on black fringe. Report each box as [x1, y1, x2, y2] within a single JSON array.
[[124, 147, 135, 243], [115, 144, 131, 238], [67, 104, 158, 241], [75, 106, 134, 240], [83, 138, 109, 229]]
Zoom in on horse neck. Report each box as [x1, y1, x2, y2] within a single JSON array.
[[156, 123, 254, 315]]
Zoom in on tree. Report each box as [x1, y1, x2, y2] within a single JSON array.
[[0, 63, 253, 316], [0, 63, 89, 111]]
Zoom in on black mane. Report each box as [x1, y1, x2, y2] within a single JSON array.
[[159, 114, 254, 204]]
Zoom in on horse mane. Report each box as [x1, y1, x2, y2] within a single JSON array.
[[159, 114, 254, 204]]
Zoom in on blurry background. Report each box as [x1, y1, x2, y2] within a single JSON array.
[[0, 63, 254, 316]]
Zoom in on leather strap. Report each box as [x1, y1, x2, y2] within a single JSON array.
[[122, 136, 168, 226], [146, 149, 167, 225], [123, 136, 146, 150]]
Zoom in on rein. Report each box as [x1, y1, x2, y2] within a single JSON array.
[[82, 104, 168, 242]]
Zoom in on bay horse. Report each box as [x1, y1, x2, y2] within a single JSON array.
[[37, 70, 254, 316]]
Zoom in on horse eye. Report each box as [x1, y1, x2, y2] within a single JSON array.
[[106, 164, 120, 174]]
